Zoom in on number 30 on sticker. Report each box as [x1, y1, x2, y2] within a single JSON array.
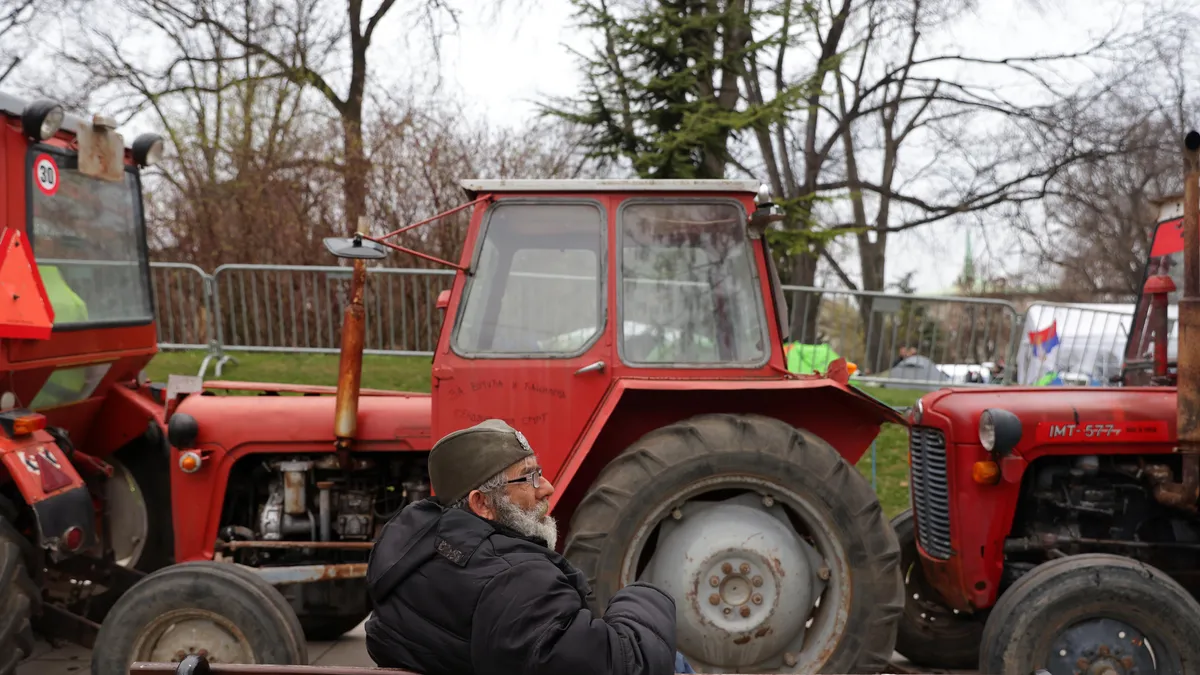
[[34, 154, 58, 196]]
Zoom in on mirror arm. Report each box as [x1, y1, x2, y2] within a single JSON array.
[[361, 235, 467, 271]]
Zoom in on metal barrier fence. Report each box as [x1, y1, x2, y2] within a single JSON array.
[[784, 286, 1022, 390], [150, 263, 1142, 390]]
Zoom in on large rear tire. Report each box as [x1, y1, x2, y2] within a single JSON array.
[[978, 553, 1200, 675], [891, 508, 983, 669], [563, 413, 903, 674], [89, 561, 307, 675], [0, 514, 40, 675]]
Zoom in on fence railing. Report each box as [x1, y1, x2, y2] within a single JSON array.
[[147, 262, 1136, 389]]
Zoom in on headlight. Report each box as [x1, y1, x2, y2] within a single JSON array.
[[979, 408, 1022, 456], [22, 99, 64, 141], [132, 133, 164, 167]]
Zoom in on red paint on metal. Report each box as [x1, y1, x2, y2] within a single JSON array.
[[202, 381, 416, 397]]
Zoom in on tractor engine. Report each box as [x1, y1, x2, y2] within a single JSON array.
[[1004, 454, 1200, 595], [217, 454, 429, 566]]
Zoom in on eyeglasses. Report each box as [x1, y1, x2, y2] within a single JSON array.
[[504, 467, 542, 489]]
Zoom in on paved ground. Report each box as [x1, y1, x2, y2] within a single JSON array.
[[20, 621, 377, 674], [23, 625, 974, 674]]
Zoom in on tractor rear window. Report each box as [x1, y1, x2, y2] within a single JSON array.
[[28, 149, 153, 328], [453, 201, 605, 355], [618, 200, 768, 366]]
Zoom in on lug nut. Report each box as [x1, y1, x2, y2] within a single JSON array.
[[752, 593, 763, 605], [1122, 656, 1135, 669], [740, 563, 750, 574], [783, 652, 798, 667], [710, 576, 720, 587], [763, 495, 775, 507], [672, 508, 683, 520], [722, 562, 733, 574], [818, 566, 831, 580], [709, 594, 720, 605], [740, 606, 751, 617], [723, 607, 731, 615], [752, 575, 763, 587], [1076, 658, 1090, 670]]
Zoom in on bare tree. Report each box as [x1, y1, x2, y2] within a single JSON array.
[[67, 0, 461, 235], [740, 0, 1170, 342]]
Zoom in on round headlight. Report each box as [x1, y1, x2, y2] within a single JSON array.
[[132, 133, 164, 167], [22, 99, 64, 141], [979, 408, 1023, 456], [979, 410, 996, 451]]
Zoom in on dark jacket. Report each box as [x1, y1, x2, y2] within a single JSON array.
[[364, 499, 677, 675]]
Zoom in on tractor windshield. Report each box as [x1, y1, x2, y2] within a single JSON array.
[[618, 200, 768, 366], [1124, 216, 1182, 381], [27, 147, 153, 328]]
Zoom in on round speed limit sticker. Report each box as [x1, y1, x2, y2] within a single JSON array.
[[34, 154, 59, 196]]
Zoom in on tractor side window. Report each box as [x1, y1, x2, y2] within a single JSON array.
[[453, 202, 605, 356], [28, 151, 153, 327], [619, 201, 768, 366]]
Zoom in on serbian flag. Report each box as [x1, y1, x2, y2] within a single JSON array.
[[1029, 321, 1060, 359]]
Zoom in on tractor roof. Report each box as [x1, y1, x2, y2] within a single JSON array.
[[0, 91, 133, 149], [460, 178, 763, 199]]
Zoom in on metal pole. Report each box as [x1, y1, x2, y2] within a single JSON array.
[[333, 217, 369, 468]]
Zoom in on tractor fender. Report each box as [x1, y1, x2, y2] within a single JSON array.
[[0, 428, 96, 557], [87, 382, 169, 459], [549, 377, 906, 517]]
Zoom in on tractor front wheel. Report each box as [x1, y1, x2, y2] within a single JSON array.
[[563, 413, 903, 674], [891, 508, 982, 669], [89, 561, 307, 674], [0, 513, 41, 675], [978, 553, 1200, 675]]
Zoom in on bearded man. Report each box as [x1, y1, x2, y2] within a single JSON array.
[[364, 419, 685, 675]]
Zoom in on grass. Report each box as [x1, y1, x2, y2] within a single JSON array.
[[147, 350, 920, 518]]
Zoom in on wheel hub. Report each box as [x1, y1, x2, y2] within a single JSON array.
[[1047, 618, 1157, 675], [639, 493, 828, 669], [135, 609, 255, 665]]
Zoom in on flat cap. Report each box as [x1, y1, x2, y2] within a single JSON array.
[[428, 419, 535, 506]]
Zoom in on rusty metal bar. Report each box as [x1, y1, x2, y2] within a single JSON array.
[[246, 562, 368, 584], [1157, 131, 1200, 512], [215, 540, 374, 551], [333, 220, 369, 467]]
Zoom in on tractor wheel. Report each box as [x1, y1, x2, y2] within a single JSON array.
[[563, 413, 903, 674], [978, 553, 1200, 675], [0, 514, 41, 675], [105, 439, 174, 572], [89, 561, 307, 674], [891, 508, 982, 669]]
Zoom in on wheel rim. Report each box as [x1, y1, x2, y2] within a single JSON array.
[[131, 608, 256, 664], [1042, 617, 1177, 675], [105, 458, 148, 569], [621, 475, 850, 673]]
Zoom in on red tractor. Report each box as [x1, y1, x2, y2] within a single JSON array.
[[149, 179, 911, 672], [0, 93, 309, 675], [893, 131, 1200, 675]]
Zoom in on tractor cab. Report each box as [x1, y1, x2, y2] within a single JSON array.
[[0, 92, 163, 439]]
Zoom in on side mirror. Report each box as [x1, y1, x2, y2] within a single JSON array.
[[323, 235, 387, 260], [436, 290, 451, 311]]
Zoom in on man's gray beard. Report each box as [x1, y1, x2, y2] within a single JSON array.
[[491, 494, 558, 550]]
